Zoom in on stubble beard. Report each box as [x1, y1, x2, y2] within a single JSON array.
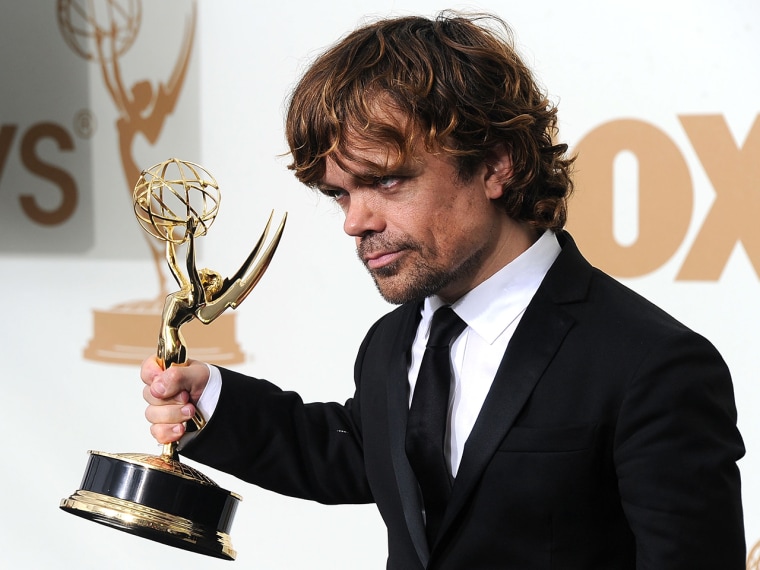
[[358, 234, 486, 305]]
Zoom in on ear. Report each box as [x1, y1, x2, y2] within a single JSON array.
[[483, 144, 514, 200]]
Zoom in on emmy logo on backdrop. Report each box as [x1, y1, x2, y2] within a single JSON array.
[[61, 158, 287, 559], [58, 0, 246, 364], [748, 539, 760, 570]]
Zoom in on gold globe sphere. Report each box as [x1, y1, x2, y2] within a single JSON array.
[[133, 158, 221, 244]]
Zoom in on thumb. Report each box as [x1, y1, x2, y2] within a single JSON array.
[[157, 359, 210, 404]]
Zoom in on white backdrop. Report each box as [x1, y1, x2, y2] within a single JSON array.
[[1, 1, 758, 568]]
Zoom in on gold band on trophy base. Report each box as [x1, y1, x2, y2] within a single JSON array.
[[61, 451, 241, 560], [61, 158, 287, 560]]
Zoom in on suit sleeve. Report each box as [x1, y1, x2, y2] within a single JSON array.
[[179, 366, 374, 505], [614, 330, 745, 568]]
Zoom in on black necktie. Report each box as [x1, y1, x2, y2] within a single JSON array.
[[406, 306, 467, 546]]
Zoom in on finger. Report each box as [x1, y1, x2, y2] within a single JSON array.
[[145, 399, 195, 425], [164, 359, 210, 403], [144, 359, 209, 401], [142, 384, 189, 407], [140, 356, 163, 385], [146, 365, 187, 400], [150, 422, 186, 444]]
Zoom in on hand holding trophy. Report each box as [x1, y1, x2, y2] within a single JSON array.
[[61, 159, 287, 560]]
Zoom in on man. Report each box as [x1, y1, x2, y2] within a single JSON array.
[[142, 12, 745, 569]]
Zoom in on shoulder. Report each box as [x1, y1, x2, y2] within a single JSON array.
[[552, 231, 707, 339], [357, 302, 420, 354], [543, 232, 725, 373]]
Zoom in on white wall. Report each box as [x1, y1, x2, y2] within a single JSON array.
[[1, 1, 757, 568]]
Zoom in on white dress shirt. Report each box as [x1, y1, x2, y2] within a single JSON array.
[[191, 231, 561, 468], [408, 230, 560, 476]]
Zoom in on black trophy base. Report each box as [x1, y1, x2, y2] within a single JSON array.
[[60, 450, 241, 560]]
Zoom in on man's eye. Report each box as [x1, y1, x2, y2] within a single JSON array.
[[320, 188, 347, 200], [374, 176, 400, 189]]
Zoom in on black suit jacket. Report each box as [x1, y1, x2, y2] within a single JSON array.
[[183, 232, 745, 569]]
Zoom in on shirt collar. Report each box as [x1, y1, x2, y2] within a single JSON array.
[[424, 230, 561, 344]]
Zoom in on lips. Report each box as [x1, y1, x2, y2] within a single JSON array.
[[359, 234, 417, 273], [363, 249, 404, 270]]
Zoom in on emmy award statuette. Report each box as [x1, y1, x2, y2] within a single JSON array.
[[60, 158, 287, 560]]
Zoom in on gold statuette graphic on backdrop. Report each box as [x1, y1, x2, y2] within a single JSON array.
[[61, 158, 287, 560]]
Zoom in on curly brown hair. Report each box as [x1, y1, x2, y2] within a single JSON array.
[[285, 11, 574, 230]]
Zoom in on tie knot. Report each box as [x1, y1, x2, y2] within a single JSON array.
[[427, 306, 466, 348]]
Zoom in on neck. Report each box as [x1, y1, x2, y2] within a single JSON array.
[[437, 219, 541, 304]]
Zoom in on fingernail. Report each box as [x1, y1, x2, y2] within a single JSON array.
[[181, 405, 193, 418], [172, 425, 183, 435], [153, 380, 166, 397]]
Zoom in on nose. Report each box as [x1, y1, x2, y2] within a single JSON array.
[[343, 192, 385, 237]]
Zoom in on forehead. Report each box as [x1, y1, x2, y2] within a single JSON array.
[[336, 99, 418, 163]]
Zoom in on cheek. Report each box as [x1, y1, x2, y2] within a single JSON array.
[[446, 221, 499, 268], [394, 189, 487, 255], [422, 220, 480, 265], [434, 199, 487, 243]]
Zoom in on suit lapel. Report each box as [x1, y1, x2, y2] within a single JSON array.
[[436, 232, 592, 549], [439, 297, 575, 537], [385, 303, 430, 567]]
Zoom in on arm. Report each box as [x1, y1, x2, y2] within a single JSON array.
[[164, 219, 200, 292], [614, 331, 745, 568], [184, 223, 204, 303], [180, 367, 372, 505], [165, 240, 186, 290], [141, 357, 373, 505]]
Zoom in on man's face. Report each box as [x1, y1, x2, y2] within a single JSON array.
[[316, 142, 517, 304]]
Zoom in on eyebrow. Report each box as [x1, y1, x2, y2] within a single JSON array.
[[313, 182, 342, 194], [316, 161, 418, 191], [313, 171, 374, 193]]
